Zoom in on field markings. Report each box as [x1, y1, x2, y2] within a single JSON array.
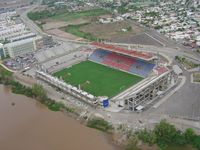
[[53, 60, 142, 97]]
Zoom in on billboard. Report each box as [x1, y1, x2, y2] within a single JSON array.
[[103, 99, 109, 108]]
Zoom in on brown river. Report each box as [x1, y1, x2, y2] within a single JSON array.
[[0, 85, 117, 150]]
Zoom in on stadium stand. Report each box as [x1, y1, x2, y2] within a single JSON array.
[[154, 66, 168, 75], [91, 42, 154, 60], [89, 49, 155, 77], [89, 49, 111, 63], [129, 60, 155, 77], [103, 52, 134, 71]]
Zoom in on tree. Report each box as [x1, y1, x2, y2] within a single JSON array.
[[153, 119, 178, 145], [173, 130, 186, 146], [137, 129, 156, 145], [32, 84, 47, 100], [184, 128, 195, 143], [193, 136, 200, 150]]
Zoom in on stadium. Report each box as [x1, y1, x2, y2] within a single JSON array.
[[36, 42, 175, 111]]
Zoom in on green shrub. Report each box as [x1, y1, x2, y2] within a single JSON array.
[[137, 129, 156, 145], [87, 118, 113, 132], [192, 136, 200, 150], [184, 128, 195, 143], [125, 136, 140, 150]]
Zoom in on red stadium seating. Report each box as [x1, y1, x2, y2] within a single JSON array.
[[89, 49, 162, 77], [91, 42, 154, 60], [103, 53, 134, 71]]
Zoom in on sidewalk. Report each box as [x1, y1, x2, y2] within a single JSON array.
[[0, 63, 16, 73]]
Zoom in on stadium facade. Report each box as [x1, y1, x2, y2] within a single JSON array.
[[36, 42, 176, 111]]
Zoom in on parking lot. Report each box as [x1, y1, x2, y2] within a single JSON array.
[[150, 71, 200, 121], [4, 53, 37, 70]]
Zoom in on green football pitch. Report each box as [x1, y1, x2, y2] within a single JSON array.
[[53, 61, 143, 98]]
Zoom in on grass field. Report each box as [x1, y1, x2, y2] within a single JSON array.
[[51, 8, 109, 21], [61, 24, 98, 41], [28, 8, 109, 22], [53, 61, 143, 98], [193, 72, 200, 83]]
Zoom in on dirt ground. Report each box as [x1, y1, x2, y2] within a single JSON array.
[[43, 20, 68, 31], [43, 18, 90, 31], [43, 18, 91, 40], [80, 20, 144, 40], [42, 16, 161, 47], [46, 28, 80, 40], [111, 32, 163, 46]]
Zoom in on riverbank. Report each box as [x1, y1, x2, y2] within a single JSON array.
[[0, 65, 124, 150], [1, 64, 200, 150], [0, 84, 120, 150]]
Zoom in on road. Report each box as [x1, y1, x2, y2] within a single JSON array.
[[17, 5, 47, 36], [18, 5, 200, 63], [16, 4, 200, 133]]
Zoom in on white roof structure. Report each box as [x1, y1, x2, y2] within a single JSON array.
[[36, 71, 96, 101], [172, 65, 183, 75]]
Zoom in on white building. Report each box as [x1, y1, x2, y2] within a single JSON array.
[[4, 36, 42, 58], [0, 43, 5, 59], [0, 23, 27, 40]]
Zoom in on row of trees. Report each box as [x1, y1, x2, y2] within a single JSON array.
[[0, 66, 74, 113], [27, 10, 56, 21], [135, 120, 200, 150]]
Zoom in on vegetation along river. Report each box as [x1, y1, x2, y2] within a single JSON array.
[[0, 85, 116, 150]]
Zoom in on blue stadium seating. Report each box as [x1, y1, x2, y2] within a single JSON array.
[[129, 60, 155, 77], [89, 49, 155, 77], [89, 49, 111, 63]]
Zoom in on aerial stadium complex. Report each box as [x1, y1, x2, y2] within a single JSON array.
[[36, 42, 175, 111]]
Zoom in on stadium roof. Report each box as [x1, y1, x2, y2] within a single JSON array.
[[91, 42, 154, 61], [111, 69, 170, 101]]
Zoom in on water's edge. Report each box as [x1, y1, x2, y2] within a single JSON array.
[[0, 84, 120, 150]]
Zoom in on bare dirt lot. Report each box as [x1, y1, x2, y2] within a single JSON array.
[[80, 20, 144, 40], [46, 28, 79, 40], [111, 32, 163, 47]]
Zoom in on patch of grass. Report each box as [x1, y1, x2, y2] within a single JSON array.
[[45, 101, 63, 111], [87, 118, 113, 132], [193, 72, 200, 83], [27, 10, 55, 21], [53, 61, 143, 97], [163, 145, 196, 150], [51, 8, 109, 21], [62, 24, 98, 41], [0, 65, 13, 77], [175, 56, 199, 70]]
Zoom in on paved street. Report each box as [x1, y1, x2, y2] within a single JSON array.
[[16, 5, 200, 133]]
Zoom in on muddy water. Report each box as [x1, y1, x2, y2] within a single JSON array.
[[0, 85, 116, 150]]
